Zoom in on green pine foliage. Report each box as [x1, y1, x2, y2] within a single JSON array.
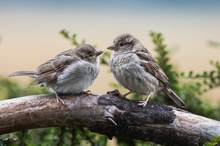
[[150, 32, 179, 90], [0, 78, 48, 100], [180, 60, 220, 93], [204, 136, 220, 146]]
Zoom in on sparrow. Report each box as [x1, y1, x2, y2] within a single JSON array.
[[107, 33, 186, 108], [10, 44, 103, 104]]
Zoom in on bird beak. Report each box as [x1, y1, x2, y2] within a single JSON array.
[[107, 45, 118, 51], [95, 50, 103, 57]]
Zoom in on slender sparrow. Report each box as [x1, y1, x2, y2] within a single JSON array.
[[107, 33, 186, 108], [10, 44, 103, 104]]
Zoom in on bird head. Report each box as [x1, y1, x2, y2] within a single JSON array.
[[76, 44, 103, 63], [107, 33, 140, 53]]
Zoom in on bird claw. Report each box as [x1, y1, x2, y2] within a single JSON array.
[[54, 92, 65, 105], [138, 100, 148, 107], [138, 92, 154, 107], [57, 97, 65, 105]]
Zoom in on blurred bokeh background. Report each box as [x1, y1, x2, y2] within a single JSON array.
[[1, 0, 220, 101], [0, 0, 220, 145]]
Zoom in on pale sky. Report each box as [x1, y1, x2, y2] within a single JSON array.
[[0, 0, 220, 101]]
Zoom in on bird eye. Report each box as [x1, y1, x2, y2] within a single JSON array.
[[119, 42, 124, 47], [88, 53, 93, 57], [119, 41, 130, 47]]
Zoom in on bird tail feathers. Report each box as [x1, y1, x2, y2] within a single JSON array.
[[9, 71, 38, 78], [163, 88, 186, 108]]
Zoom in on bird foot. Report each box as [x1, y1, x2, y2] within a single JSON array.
[[138, 94, 151, 107], [138, 100, 148, 107], [54, 93, 65, 105]]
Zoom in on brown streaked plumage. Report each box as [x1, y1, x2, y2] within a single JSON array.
[[10, 44, 103, 104], [108, 33, 185, 108]]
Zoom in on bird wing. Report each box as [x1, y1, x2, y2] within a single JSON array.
[[135, 50, 169, 86], [35, 50, 79, 84]]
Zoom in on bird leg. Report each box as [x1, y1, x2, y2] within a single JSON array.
[[138, 92, 154, 107], [54, 91, 65, 105]]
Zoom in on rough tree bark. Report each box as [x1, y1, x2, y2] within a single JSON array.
[[0, 90, 219, 146]]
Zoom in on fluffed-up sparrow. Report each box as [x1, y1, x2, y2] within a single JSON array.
[[107, 33, 185, 108], [10, 44, 103, 104]]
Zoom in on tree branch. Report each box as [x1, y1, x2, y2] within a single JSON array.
[[0, 90, 219, 146]]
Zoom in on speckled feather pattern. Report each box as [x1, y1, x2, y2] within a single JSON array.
[[10, 44, 101, 95], [51, 58, 99, 94], [110, 51, 160, 95], [108, 33, 186, 107]]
